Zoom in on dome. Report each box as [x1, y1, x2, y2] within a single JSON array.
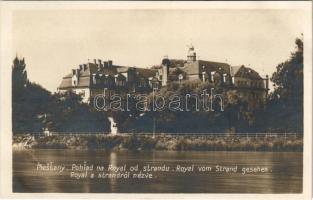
[[188, 46, 196, 56]]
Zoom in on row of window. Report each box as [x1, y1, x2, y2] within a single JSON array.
[[93, 79, 126, 87]]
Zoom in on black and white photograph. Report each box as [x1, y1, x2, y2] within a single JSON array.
[[0, 1, 312, 199]]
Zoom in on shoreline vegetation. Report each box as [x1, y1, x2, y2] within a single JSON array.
[[13, 134, 303, 152]]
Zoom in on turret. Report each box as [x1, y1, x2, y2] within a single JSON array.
[[187, 45, 196, 63]]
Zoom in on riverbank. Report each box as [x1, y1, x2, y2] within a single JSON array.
[[12, 134, 303, 152]]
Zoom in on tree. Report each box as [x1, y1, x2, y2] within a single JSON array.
[[12, 57, 51, 133], [12, 57, 110, 134], [47, 91, 110, 132], [270, 37, 303, 105], [255, 37, 303, 133], [12, 57, 28, 92]]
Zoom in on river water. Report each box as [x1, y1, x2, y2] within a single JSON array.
[[13, 150, 302, 193]]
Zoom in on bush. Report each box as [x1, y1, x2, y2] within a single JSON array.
[[140, 136, 157, 150], [122, 135, 141, 150]]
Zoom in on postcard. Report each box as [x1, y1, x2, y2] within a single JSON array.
[[0, 1, 312, 200]]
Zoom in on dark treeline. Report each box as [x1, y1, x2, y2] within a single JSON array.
[[12, 37, 303, 134], [255, 38, 303, 133], [12, 58, 110, 134]]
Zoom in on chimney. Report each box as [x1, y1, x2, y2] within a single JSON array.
[[108, 60, 113, 68], [83, 64, 87, 71], [94, 59, 97, 64], [79, 65, 83, 70]]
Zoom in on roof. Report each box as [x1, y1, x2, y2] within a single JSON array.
[[151, 59, 186, 70], [168, 59, 185, 68], [58, 60, 157, 89], [58, 77, 72, 89], [150, 76, 159, 82], [116, 66, 157, 77], [116, 67, 129, 73], [230, 65, 243, 76], [136, 68, 157, 78], [198, 60, 230, 73], [115, 73, 126, 80], [183, 60, 231, 75], [58, 76, 91, 89], [234, 66, 263, 79], [58, 61, 119, 89], [63, 73, 72, 78]]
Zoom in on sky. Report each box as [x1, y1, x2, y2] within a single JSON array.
[[12, 9, 305, 92]]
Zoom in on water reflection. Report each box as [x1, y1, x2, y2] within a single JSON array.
[[13, 150, 303, 193], [109, 152, 117, 192]]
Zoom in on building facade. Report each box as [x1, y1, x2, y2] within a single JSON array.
[[58, 59, 160, 103], [58, 46, 269, 107], [157, 46, 269, 108]]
